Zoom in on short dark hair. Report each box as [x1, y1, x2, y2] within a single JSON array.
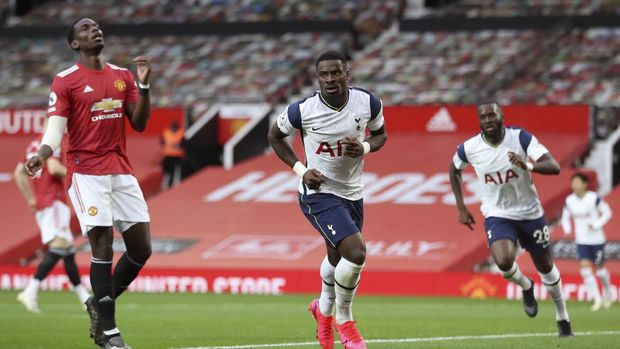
[[477, 101, 501, 109], [67, 18, 83, 46], [315, 50, 347, 68], [571, 172, 589, 183]]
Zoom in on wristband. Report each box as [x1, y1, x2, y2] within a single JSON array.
[[362, 141, 371, 155], [293, 161, 308, 178], [526, 162, 534, 171], [138, 82, 150, 89]]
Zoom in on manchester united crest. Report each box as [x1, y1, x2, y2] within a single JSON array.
[[114, 80, 127, 92], [88, 206, 98, 216]]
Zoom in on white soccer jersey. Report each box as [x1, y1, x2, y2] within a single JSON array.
[[277, 87, 385, 200], [561, 191, 611, 245], [452, 127, 549, 220]]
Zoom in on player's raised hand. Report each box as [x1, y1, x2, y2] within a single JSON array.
[[24, 156, 44, 178], [458, 208, 476, 230], [133, 56, 151, 84], [341, 137, 363, 158], [508, 151, 527, 170], [303, 169, 325, 190]]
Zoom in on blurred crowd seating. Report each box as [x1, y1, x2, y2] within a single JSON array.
[[10, 0, 402, 47], [494, 28, 620, 105], [351, 27, 620, 106], [351, 30, 541, 105], [415, 0, 618, 18], [2, 26, 619, 108], [0, 32, 352, 108], [1, 1, 619, 108]]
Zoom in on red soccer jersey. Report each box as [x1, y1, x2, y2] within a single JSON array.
[[25, 139, 66, 210], [47, 62, 138, 185]]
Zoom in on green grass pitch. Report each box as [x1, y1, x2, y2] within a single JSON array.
[[1, 290, 619, 348]]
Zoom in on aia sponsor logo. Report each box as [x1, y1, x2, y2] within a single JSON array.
[[316, 141, 344, 157], [484, 169, 519, 185]]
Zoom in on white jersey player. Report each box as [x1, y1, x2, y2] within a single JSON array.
[[449, 102, 572, 337], [561, 173, 613, 310], [269, 50, 387, 349], [276, 87, 384, 201]]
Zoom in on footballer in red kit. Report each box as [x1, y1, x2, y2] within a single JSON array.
[[49, 61, 137, 184], [15, 138, 91, 313], [25, 17, 152, 349]]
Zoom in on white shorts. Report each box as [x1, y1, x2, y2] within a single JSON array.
[[68, 173, 150, 235], [35, 200, 73, 244]]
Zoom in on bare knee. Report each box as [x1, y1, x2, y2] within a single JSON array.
[[336, 233, 366, 265], [88, 228, 114, 260], [494, 255, 515, 272], [343, 245, 366, 265], [130, 245, 151, 265], [531, 252, 554, 274], [91, 243, 113, 260]]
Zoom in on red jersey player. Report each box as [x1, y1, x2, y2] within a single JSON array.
[[15, 137, 90, 313], [25, 18, 152, 349]]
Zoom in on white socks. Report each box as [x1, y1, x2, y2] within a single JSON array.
[[73, 284, 91, 304], [319, 256, 336, 317], [596, 267, 613, 298], [580, 267, 602, 304], [334, 258, 364, 325], [502, 263, 533, 290], [539, 265, 569, 321], [23, 278, 40, 298]]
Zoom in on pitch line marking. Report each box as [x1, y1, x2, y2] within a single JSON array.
[[170, 330, 620, 349]]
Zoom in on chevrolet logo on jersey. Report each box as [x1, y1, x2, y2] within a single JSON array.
[[91, 98, 123, 113]]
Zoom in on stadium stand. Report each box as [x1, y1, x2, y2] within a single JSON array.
[[15, 0, 401, 25], [417, 0, 616, 18], [4, 27, 620, 108], [0, 33, 353, 108], [1, 0, 619, 298], [352, 27, 620, 105], [11, 0, 401, 48]]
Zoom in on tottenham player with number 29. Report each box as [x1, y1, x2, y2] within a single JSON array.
[[449, 102, 573, 337], [561, 172, 614, 311], [268, 51, 387, 349]]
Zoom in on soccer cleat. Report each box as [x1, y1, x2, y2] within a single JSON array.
[[557, 320, 573, 337], [522, 278, 538, 318], [85, 296, 104, 347], [17, 291, 41, 313], [590, 301, 602, 311], [103, 335, 132, 349], [335, 321, 366, 349], [308, 299, 334, 349]]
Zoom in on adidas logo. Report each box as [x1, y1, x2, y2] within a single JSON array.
[[98, 296, 113, 303], [83, 85, 94, 93], [426, 107, 457, 132]]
